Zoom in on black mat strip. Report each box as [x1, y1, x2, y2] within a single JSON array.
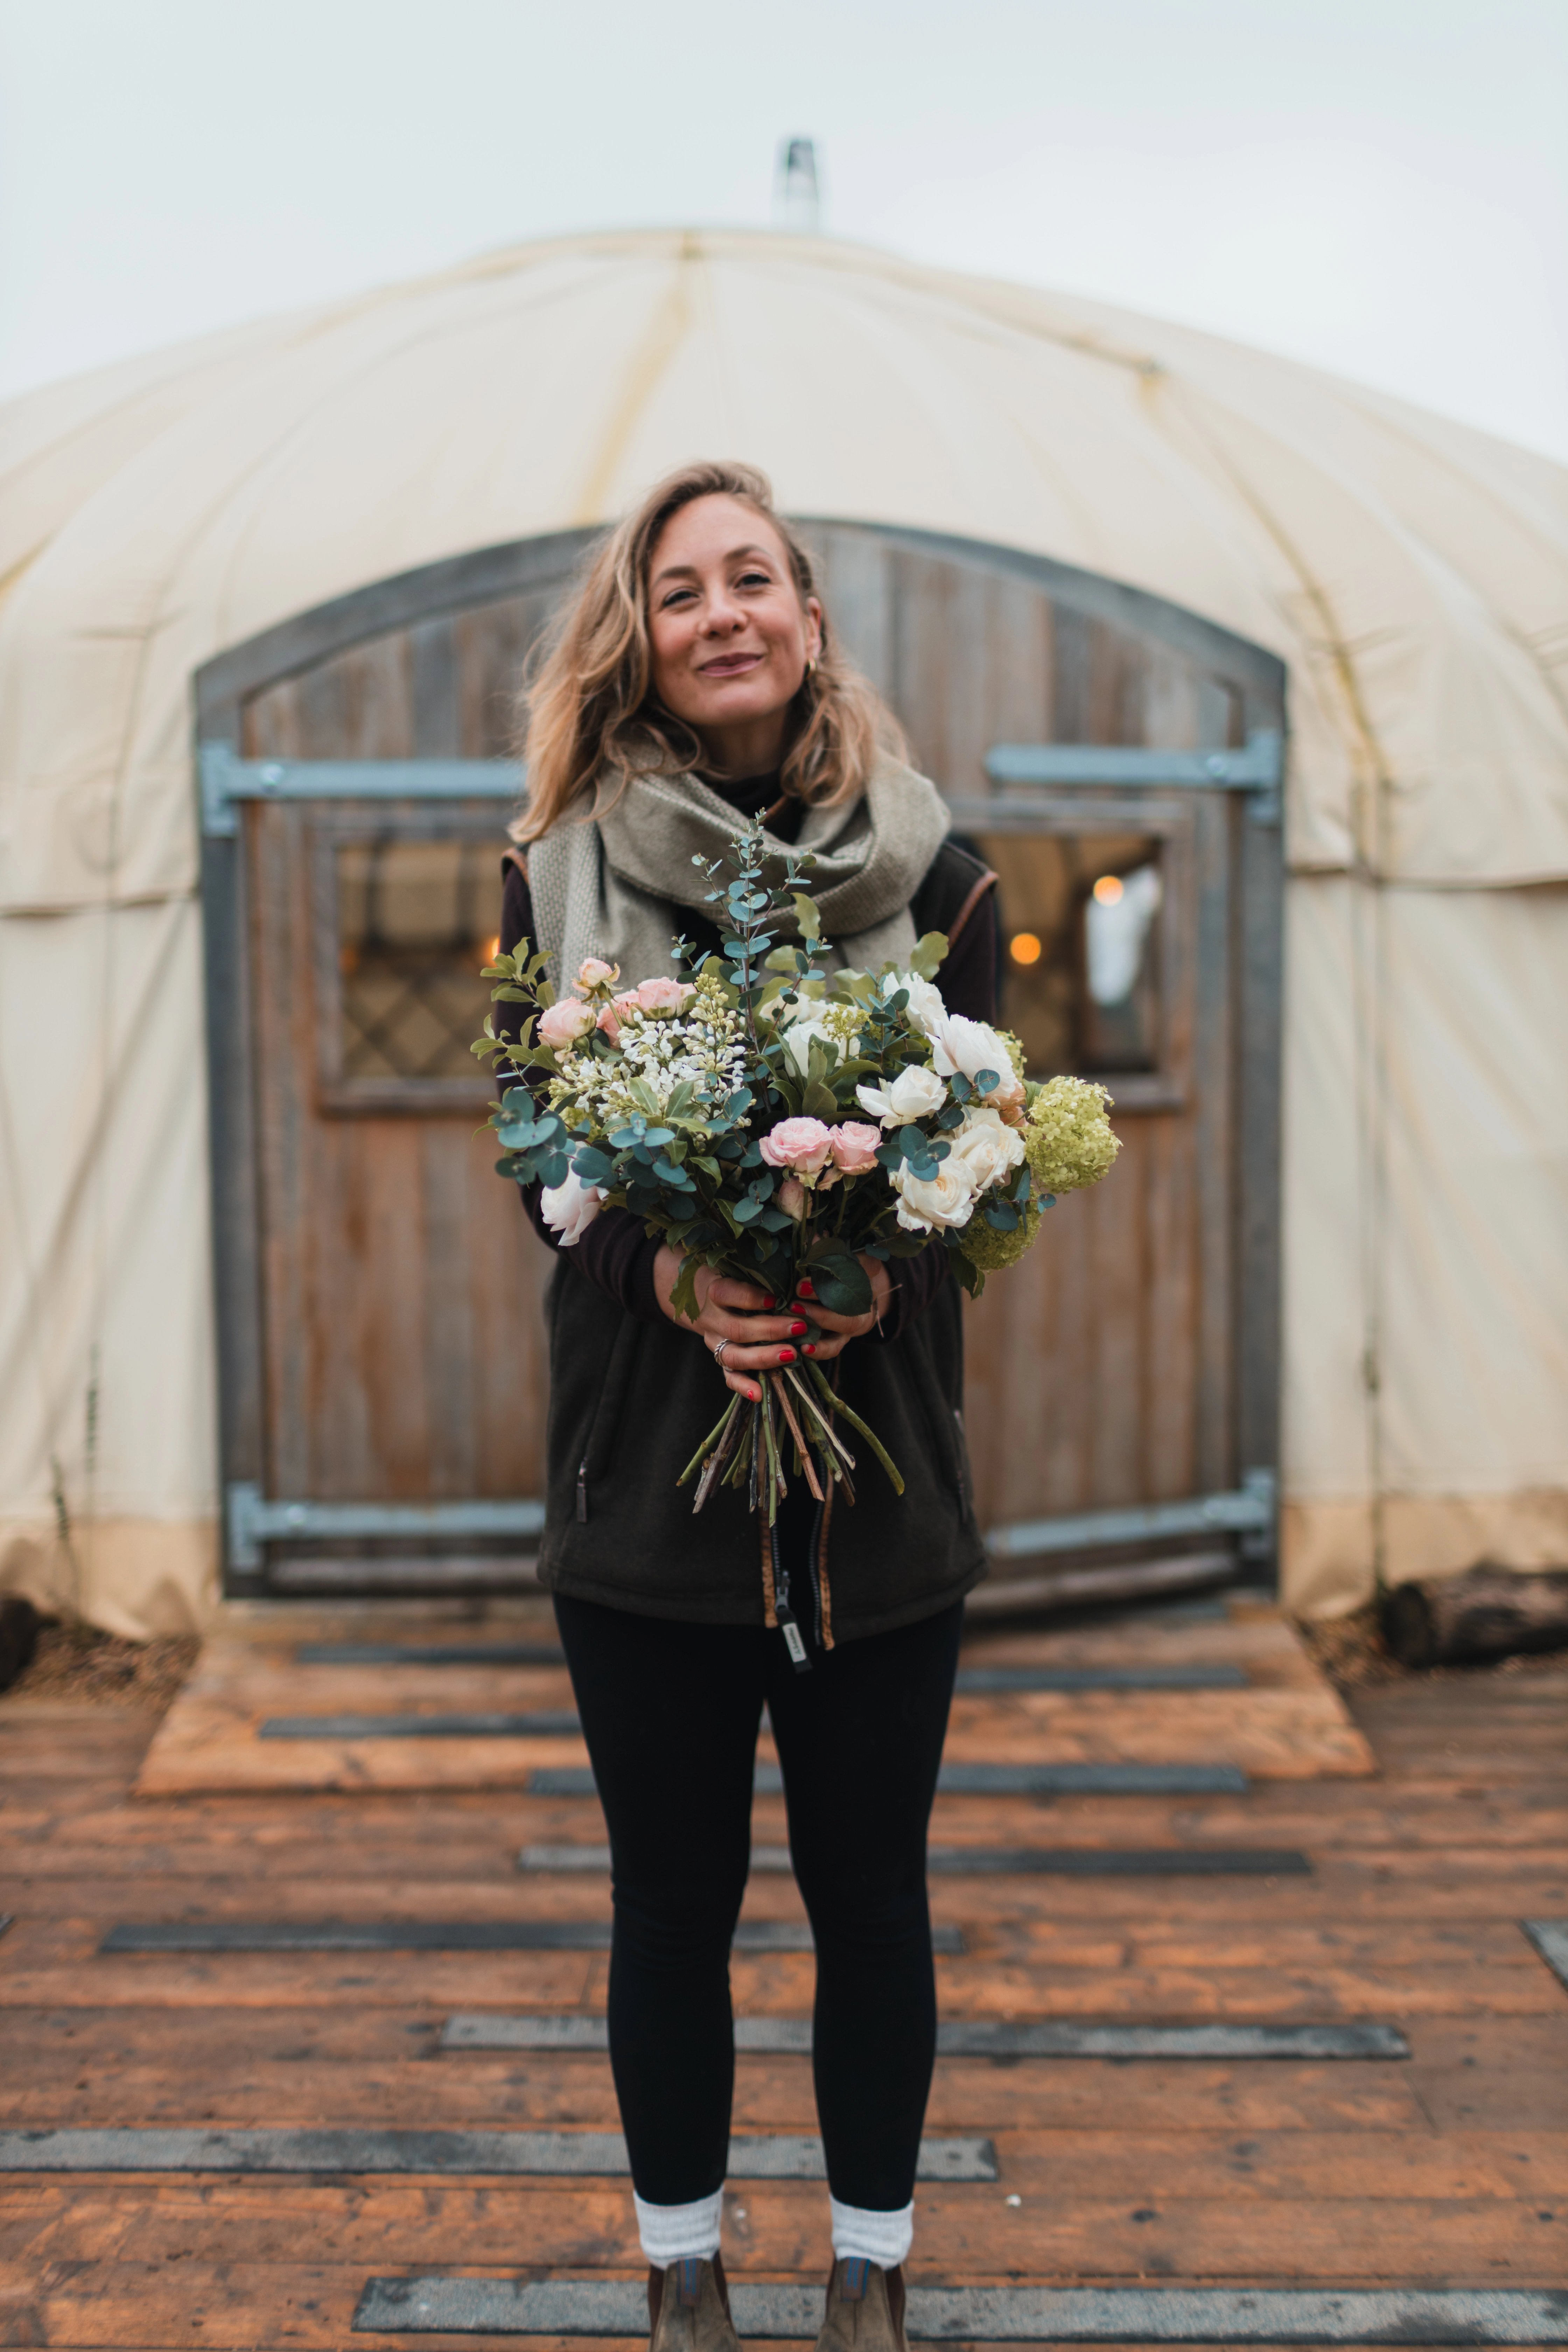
[[1524, 1919, 1568, 1992], [927, 1846, 1305, 1875], [954, 1665, 1247, 1692], [289, 1650, 1237, 1686], [352, 2279, 1566, 2340], [0, 2128, 992, 2182], [529, 1762, 1249, 1797], [99, 1920, 961, 1955], [437, 2013, 1408, 2060], [259, 1712, 580, 1739], [516, 1843, 1307, 1877], [296, 1643, 566, 1666]]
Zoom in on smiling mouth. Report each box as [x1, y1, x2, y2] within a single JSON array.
[[699, 652, 764, 677]]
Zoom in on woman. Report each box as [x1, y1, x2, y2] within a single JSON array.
[[500, 462, 1000, 2352]]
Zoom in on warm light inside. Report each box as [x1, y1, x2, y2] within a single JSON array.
[[1092, 874, 1125, 905], [1008, 931, 1043, 967], [482, 934, 501, 968]]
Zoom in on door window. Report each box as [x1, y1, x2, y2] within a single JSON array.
[[967, 828, 1165, 1078], [317, 827, 500, 1110]]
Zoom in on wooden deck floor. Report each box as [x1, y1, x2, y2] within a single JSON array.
[[2, 1596, 1566, 2349]]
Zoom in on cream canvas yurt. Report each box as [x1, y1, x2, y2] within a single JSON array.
[[1, 226, 1564, 1637]]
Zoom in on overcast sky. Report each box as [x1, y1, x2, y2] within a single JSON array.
[[2, 0, 1564, 460]]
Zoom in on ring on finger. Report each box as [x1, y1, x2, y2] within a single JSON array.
[[712, 1338, 732, 1366]]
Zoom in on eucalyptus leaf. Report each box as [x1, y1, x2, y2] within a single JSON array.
[[807, 1250, 873, 1316], [908, 930, 949, 981]]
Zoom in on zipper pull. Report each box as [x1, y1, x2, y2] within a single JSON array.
[[775, 1597, 810, 1672], [575, 1461, 588, 1524], [771, 1532, 812, 1673]]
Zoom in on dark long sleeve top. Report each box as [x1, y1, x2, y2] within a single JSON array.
[[497, 776, 999, 1338]]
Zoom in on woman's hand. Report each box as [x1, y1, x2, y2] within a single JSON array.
[[791, 1262, 892, 1366], [654, 1248, 892, 1401]]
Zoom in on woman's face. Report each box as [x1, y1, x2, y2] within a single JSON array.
[[646, 495, 822, 773]]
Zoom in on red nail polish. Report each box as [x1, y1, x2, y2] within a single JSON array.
[[802, 1344, 817, 1356], [797, 1279, 816, 1300], [761, 1294, 776, 1309], [790, 1320, 808, 1337], [778, 1348, 796, 1364]]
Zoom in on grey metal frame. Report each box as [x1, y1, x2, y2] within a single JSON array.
[[199, 745, 518, 834], [984, 729, 1281, 819], [194, 521, 1285, 1595]]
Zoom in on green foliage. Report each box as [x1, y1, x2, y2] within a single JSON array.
[[907, 930, 949, 981]]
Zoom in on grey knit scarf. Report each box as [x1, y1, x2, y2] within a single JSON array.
[[526, 758, 950, 995]]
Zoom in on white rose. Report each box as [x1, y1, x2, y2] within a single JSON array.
[[883, 969, 946, 1037], [540, 1168, 606, 1246], [945, 1105, 1027, 1196], [927, 1011, 1010, 1085], [855, 1064, 947, 1127], [892, 1158, 977, 1234], [926, 1011, 1027, 1121]]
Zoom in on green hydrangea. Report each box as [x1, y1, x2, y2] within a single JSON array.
[[953, 1076, 1119, 1294], [956, 1198, 1041, 1275], [1024, 1076, 1120, 1195]]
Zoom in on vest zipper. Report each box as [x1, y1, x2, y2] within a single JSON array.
[[769, 1521, 811, 1673], [575, 1460, 588, 1523]]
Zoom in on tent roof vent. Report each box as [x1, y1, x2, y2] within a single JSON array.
[[775, 136, 820, 232]]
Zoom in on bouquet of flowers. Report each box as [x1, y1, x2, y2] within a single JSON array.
[[476, 823, 1118, 1523]]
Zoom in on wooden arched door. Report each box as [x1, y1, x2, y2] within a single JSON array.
[[196, 523, 1284, 1602]]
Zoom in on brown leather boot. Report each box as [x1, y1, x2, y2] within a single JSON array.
[[647, 2255, 741, 2352], [814, 2257, 909, 2352]]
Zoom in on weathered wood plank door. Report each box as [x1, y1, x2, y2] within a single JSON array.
[[804, 524, 1284, 1600], [197, 536, 594, 1592], [198, 523, 1283, 1597]]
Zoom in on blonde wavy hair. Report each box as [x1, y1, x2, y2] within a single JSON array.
[[511, 461, 906, 844]]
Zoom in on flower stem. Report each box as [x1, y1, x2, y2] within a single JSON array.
[[783, 1366, 856, 1474], [804, 1361, 905, 1494], [693, 1392, 749, 1513], [760, 1377, 783, 1525], [774, 1374, 824, 1503], [677, 1393, 740, 1488]]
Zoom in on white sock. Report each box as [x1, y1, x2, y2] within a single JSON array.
[[830, 2195, 914, 2268], [634, 2189, 723, 2265]]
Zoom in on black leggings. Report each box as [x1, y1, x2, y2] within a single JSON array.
[[553, 1590, 964, 2212]]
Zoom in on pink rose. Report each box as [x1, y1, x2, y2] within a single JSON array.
[[538, 998, 594, 1050], [596, 1003, 622, 1044], [991, 1071, 1028, 1127], [632, 976, 695, 1014], [760, 1116, 835, 1176], [828, 1121, 882, 1175], [777, 1177, 808, 1220], [573, 957, 618, 993]]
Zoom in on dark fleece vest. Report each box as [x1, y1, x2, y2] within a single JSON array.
[[534, 839, 995, 1641]]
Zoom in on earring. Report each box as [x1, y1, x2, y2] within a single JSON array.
[[807, 655, 818, 677]]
